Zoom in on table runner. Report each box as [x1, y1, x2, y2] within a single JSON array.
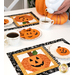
[[4, 12, 39, 31], [7, 38, 70, 75]]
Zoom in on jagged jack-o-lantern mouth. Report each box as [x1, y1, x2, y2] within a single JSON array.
[[28, 55, 46, 70], [31, 61, 44, 67]]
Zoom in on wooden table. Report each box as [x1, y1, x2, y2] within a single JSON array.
[[4, 8, 70, 75]]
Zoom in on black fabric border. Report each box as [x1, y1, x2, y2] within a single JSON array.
[[4, 12, 39, 31], [7, 38, 70, 75]]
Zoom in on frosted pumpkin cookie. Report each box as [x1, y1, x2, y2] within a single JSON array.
[[56, 46, 70, 56], [49, 42, 70, 59], [4, 17, 13, 26], [4, 19, 9, 24], [19, 28, 41, 40]]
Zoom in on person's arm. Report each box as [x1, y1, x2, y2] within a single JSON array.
[[54, 0, 70, 14]]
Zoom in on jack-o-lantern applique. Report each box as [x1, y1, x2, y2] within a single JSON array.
[[21, 54, 51, 72], [56, 46, 70, 56], [15, 15, 33, 23], [19, 28, 40, 39], [4, 19, 9, 24]]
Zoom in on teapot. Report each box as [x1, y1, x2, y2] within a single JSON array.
[[45, 0, 64, 13]]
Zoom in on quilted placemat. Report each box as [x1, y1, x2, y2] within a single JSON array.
[[7, 38, 70, 75], [4, 12, 39, 31]]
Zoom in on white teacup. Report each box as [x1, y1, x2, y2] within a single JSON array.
[[40, 17, 54, 30], [5, 30, 20, 46]]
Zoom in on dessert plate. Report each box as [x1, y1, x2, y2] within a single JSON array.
[[49, 42, 70, 59], [4, 17, 13, 26], [18, 27, 42, 40]]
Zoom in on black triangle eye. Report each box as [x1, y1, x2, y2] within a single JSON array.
[[30, 59, 33, 61], [35, 61, 38, 63], [36, 57, 39, 59]]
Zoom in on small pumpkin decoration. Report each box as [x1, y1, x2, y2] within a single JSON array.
[[56, 46, 70, 56], [21, 54, 51, 72], [47, 12, 68, 25], [19, 28, 40, 39], [4, 19, 9, 24], [35, 0, 47, 15], [15, 15, 33, 22]]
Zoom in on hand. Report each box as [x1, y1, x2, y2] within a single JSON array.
[[54, 0, 70, 14]]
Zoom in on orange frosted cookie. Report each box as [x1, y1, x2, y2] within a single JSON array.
[[56, 46, 70, 56], [19, 28, 40, 39], [4, 19, 9, 24]]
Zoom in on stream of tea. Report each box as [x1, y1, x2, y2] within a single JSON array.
[[42, 9, 49, 23], [45, 9, 47, 21]]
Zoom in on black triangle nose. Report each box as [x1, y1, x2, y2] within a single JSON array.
[[35, 61, 38, 63]]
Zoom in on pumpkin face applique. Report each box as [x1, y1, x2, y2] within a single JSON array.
[[28, 55, 45, 70], [15, 15, 33, 22], [56, 46, 70, 56], [4, 19, 9, 24], [21, 54, 51, 72]]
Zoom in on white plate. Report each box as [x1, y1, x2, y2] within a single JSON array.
[[18, 27, 42, 40], [49, 42, 70, 59], [4, 17, 13, 26]]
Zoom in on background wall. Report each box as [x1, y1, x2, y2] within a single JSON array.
[[4, 0, 24, 10]]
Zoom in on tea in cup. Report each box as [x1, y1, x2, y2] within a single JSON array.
[[5, 30, 20, 46], [40, 17, 54, 30]]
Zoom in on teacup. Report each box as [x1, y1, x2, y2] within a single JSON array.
[[40, 17, 54, 30], [5, 30, 20, 46]]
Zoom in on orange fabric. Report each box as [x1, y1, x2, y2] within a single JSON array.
[[15, 15, 33, 22], [21, 54, 51, 72]]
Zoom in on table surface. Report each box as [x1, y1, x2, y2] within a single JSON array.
[[4, 8, 70, 75]]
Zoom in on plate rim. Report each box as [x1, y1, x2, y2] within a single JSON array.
[[49, 43, 70, 59]]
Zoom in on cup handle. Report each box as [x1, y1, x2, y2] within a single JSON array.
[[51, 20, 54, 25]]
